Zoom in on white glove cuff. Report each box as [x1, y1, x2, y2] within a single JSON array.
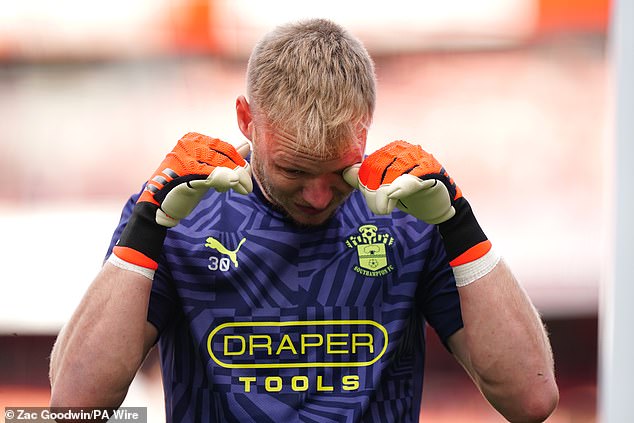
[[107, 253, 156, 280], [452, 247, 501, 287]]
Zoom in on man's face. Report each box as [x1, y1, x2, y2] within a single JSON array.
[[251, 126, 366, 226]]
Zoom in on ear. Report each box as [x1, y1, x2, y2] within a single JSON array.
[[236, 96, 253, 141], [358, 126, 368, 154]]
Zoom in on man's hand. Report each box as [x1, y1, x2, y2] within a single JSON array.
[[138, 132, 252, 227], [111, 132, 252, 275], [344, 140, 498, 286], [343, 140, 461, 225]]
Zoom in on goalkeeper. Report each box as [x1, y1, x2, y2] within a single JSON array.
[[49, 18, 558, 422]]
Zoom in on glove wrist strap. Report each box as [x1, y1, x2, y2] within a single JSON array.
[[107, 253, 156, 280], [438, 197, 490, 266], [452, 247, 501, 287], [113, 202, 167, 270]]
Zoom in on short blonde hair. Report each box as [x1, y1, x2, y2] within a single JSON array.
[[247, 18, 376, 157]]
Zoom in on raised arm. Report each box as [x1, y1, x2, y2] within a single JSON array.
[[49, 133, 252, 407], [345, 140, 558, 422]]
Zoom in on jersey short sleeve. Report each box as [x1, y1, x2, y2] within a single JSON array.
[[417, 226, 464, 349]]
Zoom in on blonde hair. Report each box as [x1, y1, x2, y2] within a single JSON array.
[[247, 18, 376, 157]]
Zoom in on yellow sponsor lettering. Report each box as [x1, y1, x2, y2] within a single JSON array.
[[224, 335, 246, 356], [249, 335, 272, 355], [291, 376, 309, 392], [207, 320, 389, 369], [222, 333, 373, 358], [300, 334, 323, 354], [352, 333, 374, 354], [265, 376, 283, 392], [275, 334, 298, 355], [342, 375, 360, 391], [326, 333, 349, 354], [237, 374, 361, 393], [239, 376, 256, 393], [316, 375, 334, 392]]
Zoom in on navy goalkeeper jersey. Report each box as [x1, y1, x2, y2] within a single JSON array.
[[106, 181, 463, 422]]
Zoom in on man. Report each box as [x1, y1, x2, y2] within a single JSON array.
[[49, 18, 558, 422]]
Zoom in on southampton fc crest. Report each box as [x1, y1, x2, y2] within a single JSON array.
[[346, 224, 395, 277]]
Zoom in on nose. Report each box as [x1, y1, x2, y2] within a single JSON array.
[[302, 176, 334, 210]]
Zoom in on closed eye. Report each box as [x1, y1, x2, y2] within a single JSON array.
[[279, 166, 307, 177]]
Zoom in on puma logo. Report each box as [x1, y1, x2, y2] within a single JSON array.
[[205, 237, 246, 268]]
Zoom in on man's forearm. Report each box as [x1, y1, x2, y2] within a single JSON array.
[[450, 260, 559, 422], [49, 263, 154, 407]]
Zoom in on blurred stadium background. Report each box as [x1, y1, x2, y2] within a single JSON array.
[[0, 0, 611, 421]]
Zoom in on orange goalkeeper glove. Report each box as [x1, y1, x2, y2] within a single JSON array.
[[344, 140, 499, 286], [110, 132, 252, 277]]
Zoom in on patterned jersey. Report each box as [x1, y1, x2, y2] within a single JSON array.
[[106, 180, 463, 422]]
